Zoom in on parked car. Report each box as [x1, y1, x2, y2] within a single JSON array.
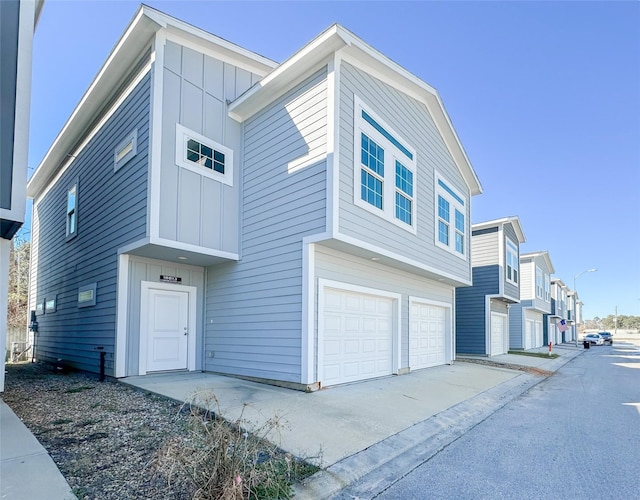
[[584, 333, 604, 346], [598, 331, 613, 345]]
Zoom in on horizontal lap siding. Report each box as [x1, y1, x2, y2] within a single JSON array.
[[205, 70, 328, 383], [314, 245, 454, 370], [455, 265, 499, 355], [338, 62, 471, 281], [471, 230, 498, 267], [30, 74, 151, 375]]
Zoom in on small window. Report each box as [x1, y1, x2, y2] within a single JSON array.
[[66, 183, 78, 239], [45, 296, 57, 313], [36, 300, 44, 316], [536, 266, 544, 299], [544, 274, 550, 302], [395, 161, 413, 225], [176, 124, 233, 186], [506, 238, 519, 285], [114, 129, 138, 171], [78, 283, 97, 308], [435, 176, 466, 258]]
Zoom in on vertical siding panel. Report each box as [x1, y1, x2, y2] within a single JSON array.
[[177, 169, 202, 245]]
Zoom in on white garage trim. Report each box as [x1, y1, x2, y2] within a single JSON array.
[[408, 296, 452, 370], [318, 278, 401, 386], [490, 311, 508, 356]]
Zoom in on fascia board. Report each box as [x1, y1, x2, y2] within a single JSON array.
[[471, 216, 526, 243], [27, 7, 159, 198], [521, 251, 555, 275], [229, 25, 348, 121]]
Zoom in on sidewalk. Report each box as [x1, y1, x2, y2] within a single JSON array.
[[0, 399, 76, 499], [0, 344, 582, 500]]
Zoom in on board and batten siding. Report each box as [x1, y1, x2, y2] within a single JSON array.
[[29, 73, 151, 375], [315, 245, 454, 370], [455, 265, 499, 354], [159, 40, 261, 252], [204, 70, 328, 383], [125, 256, 205, 376], [338, 62, 471, 281]]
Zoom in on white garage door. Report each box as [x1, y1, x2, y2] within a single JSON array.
[[322, 287, 393, 386], [490, 312, 507, 356], [409, 302, 447, 370]]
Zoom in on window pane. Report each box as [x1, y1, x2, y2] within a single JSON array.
[[361, 133, 384, 176], [68, 212, 76, 234], [186, 150, 200, 163], [438, 196, 449, 221], [455, 209, 464, 233], [455, 232, 464, 253], [201, 145, 213, 159], [214, 150, 225, 163], [395, 192, 412, 225], [361, 169, 383, 209], [67, 190, 76, 212], [213, 160, 225, 174], [395, 161, 413, 197], [438, 220, 449, 245]]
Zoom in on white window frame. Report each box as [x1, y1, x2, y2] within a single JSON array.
[[535, 266, 544, 299], [505, 238, 519, 285], [66, 182, 78, 240], [353, 97, 417, 234], [114, 129, 138, 172], [434, 173, 467, 259], [544, 274, 550, 302], [175, 123, 233, 186]]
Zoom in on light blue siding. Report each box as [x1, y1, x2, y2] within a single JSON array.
[[205, 70, 328, 383], [30, 73, 152, 375], [338, 62, 471, 282], [503, 222, 520, 300]]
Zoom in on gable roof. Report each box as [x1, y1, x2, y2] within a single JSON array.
[[472, 216, 526, 243], [27, 5, 277, 198], [520, 251, 555, 274], [229, 24, 482, 196]]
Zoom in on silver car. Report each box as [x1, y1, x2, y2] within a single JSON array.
[[584, 333, 604, 346]]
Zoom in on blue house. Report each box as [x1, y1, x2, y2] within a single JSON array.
[[27, 6, 482, 390], [544, 278, 568, 346], [509, 251, 554, 350], [455, 217, 525, 356]]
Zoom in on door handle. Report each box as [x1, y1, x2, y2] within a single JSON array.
[[184, 326, 188, 336]]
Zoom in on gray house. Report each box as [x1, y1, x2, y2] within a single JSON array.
[[456, 217, 525, 356], [509, 251, 554, 350], [27, 6, 482, 390], [545, 278, 569, 346]]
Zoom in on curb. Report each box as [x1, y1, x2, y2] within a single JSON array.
[[293, 349, 583, 499]]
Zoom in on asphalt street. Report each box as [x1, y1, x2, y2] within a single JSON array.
[[343, 341, 640, 500]]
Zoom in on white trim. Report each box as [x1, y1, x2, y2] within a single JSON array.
[[434, 171, 467, 260], [505, 237, 519, 287], [301, 242, 316, 384], [497, 227, 505, 297], [408, 296, 454, 368], [148, 31, 165, 240], [175, 123, 234, 186], [115, 254, 130, 377], [489, 310, 508, 357], [287, 152, 328, 174], [139, 280, 197, 375], [317, 278, 401, 385], [30, 61, 153, 202], [352, 96, 417, 234], [327, 54, 341, 236]]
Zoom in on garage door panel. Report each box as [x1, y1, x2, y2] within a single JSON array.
[[490, 312, 507, 356], [322, 287, 394, 386], [409, 302, 448, 371]]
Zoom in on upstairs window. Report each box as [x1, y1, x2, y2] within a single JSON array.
[[536, 266, 544, 299], [114, 129, 138, 172], [544, 274, 550, 302], [176, 124, 233, 186], [354, 98, 416, 232], [435, 176, 466, 258], [506, 238, 519, 284], [66, 183, 78, 240]]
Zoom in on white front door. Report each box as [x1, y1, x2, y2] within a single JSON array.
[[146, 288, 189, 372], [490, 312, 507, 356], [410, 302, 447, 370]]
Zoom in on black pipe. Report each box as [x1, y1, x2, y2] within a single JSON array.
[[95, 346, 106, 381]]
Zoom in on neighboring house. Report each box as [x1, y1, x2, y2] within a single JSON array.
[[509, 251, 554, 350], [566, 291, 580, 342], [27, 6, 482, 390], [545, 278, 568, 345], [455, 217, 525, 356], [0, 0, 43, 392]]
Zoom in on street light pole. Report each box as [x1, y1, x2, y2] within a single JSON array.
[[574, 268, 597, 347]]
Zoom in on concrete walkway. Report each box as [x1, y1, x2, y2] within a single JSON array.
[[0, 343, 583, 500]]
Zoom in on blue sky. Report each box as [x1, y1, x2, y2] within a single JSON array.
[[26, 1, 640, 319]]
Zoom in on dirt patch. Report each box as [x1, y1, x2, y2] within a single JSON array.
[[458, 357, 554, 377]]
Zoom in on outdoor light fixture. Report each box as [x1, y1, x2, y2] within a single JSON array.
[[574, 268, 597, 346]]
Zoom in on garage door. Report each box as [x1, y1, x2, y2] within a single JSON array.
[[409, 302, 447, 370], [490, 312, 507, 356], [322, 287, 393, 386]]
